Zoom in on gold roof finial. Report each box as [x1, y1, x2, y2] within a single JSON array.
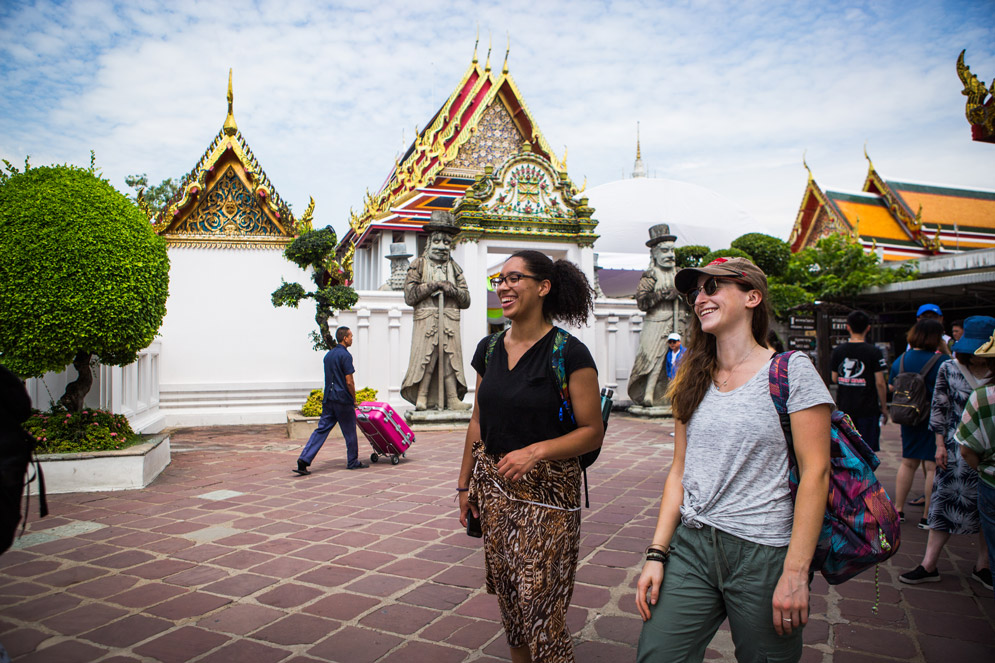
[[472, 27, 479, 64], [562, 145, 568, 169], [636, 121, 642, 160], [485, 33, 492, 72], [502, 32, 510, 75], [802, 150, 812, 182], [863, 142, 874, 171], [223, 68, 238, 136]]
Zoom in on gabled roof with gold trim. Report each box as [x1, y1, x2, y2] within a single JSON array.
[[789, 153, 995, 261], [958, 50, 995, 144], [154, 71, 312, 248], [341, 42, 577, 249]]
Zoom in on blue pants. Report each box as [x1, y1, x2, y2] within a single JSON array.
[[298, 401, 360, 468], [979, 481, 995, 602], [851, 415, 881, 452]]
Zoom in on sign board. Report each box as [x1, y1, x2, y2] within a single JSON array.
[[789, 314, 815, 331], [788, 335, 817, 351]]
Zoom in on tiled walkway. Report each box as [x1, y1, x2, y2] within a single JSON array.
[[1, 416, 993, 662]]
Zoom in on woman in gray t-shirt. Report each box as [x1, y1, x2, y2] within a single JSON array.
[[635, 257, 833, 663]]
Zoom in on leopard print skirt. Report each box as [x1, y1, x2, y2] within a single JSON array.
[[469, 439, 582, 662]]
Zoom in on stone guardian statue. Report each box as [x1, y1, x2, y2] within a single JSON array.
[[628, 224, 684, 410], [401, 211, 471, 411]]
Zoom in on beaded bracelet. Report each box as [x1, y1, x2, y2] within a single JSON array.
[[456, 487, 469, 492]]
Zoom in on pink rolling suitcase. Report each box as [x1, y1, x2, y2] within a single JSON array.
[[355, 402, 415, 465]]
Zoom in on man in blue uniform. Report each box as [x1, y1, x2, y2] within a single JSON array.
[[295, 326, 365, 474]]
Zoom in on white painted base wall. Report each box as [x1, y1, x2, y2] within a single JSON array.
[[33, 435, 171, 494]]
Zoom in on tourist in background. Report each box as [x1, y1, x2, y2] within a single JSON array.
[[830, 310, 889, 452], [951, 319, 965, 344], [458, 250, 603, 663], [665, 333, 686, 381], [900, 316, 995, 590], [636, 257, 832, 663], [890, 319, 950, 527], [956, 329, 995, 599], [909, 303, 952, 355]]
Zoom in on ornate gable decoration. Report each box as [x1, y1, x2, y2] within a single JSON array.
[[454, 144, 597, 246], [347, 42, 571, 241], [155, 70, 311, 248], [958, 50, 995, 144]]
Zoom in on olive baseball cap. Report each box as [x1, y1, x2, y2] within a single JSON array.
[[674, 257, 768, 295]]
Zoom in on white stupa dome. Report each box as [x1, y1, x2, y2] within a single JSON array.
[[584, 177, 768, 255]]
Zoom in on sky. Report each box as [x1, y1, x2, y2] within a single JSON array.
[[1, 0, 994, 244]]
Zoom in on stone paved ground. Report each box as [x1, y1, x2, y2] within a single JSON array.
[[1, 415, 994, 662]]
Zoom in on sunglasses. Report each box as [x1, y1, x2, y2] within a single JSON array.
[[683, 276, 747, 307], [490, 272, 542, 288]]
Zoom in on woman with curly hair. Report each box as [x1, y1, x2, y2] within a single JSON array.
[[457, 250, 604, 662]]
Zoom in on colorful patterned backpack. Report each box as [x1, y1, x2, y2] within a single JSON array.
[[769, 352, 901, 585]]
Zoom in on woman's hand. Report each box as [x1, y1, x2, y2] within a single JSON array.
[[934, 435, 947, 470], [772, 568, 809, 636], [496, 444, 541, 481], [458, 490, 477, 527], [636, 561, 665, 622]]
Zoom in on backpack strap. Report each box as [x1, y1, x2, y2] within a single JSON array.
[[549, 327, 575, 426], [918, 352, 942, 378], [483, 330, 506, 370], [899, 354, 905, 374], [768, 351, 799, 464]]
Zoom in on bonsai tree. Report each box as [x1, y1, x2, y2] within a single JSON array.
[[0, 162, 170, 411], [272, 225, 358, 350]]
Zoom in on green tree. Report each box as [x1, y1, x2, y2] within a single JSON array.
[[701, 247, 751, 264], [781, 234, 916, 299], [125, 173, 182, 216], [272, 226, 359, 350], [675, 244, 711, 268], [731, 233, 791, 278], [0, 164, 170, 410]]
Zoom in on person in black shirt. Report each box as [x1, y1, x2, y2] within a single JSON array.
[[458, 250, 603, 663], [830, 310, 889, 452]]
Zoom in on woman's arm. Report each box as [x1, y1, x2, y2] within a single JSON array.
[[458, 374, 483, 526], [772, 403, 831, 636], [495, 366, 604, 481], [635, 420, 687, 621]]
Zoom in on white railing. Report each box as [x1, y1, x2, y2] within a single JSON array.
[[24, 342, 164, 434]]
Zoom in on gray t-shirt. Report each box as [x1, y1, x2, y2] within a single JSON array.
[[681, 353, 834, 547]]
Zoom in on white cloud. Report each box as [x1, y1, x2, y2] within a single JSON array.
[[1, 0, 993, 246]]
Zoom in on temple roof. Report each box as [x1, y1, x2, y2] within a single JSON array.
[[789, 154, 995, 261], [341, 42, 574, 249], [154, 70, 311, 248]]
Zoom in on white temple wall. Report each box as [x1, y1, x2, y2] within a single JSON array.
[[156, 247, 326, 426]]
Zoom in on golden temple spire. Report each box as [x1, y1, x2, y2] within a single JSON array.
[[802, 150, 812, 182], [223, 68, 238, 136], [502, 33, 510, 75], [472, 27, 479, 64], [485, 33, 492, 72], [636, 121, 642, 160], [632, 122, 646, 178], [863, 142, 874, 172]]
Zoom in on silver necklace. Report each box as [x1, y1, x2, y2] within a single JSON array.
[[715, 346, 757, 389]]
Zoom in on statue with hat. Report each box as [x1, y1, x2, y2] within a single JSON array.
[[401, 210, 472, 411], [628, 223, 687, 411]]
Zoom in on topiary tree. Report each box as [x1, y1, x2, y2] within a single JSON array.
[[701, 247, 751, 265], [0, 162, 170, 411], [272, 225, 358, 350], [675, 245, 711, 269], [731, 232, 791, 278]]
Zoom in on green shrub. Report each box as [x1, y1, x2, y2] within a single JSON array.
[[767, 283, 812, 319], [0, 163, 169, 410], [23, 406, 139, 454], [701, 247, 751, 265], [675, 245, 711, 268], [731, 233, 791, 278], [300, 386, 380, 416]]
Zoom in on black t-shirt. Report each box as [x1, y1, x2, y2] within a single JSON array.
[[830, 341, 887, 418], [471, 328, 597, 455]]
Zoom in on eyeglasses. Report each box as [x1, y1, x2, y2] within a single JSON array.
[[667, 340, 679, 344], [490, 272, 542, 288], [683, 276, 746, 307]]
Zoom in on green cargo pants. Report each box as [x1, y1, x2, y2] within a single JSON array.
[[637, 525, 805, 663]]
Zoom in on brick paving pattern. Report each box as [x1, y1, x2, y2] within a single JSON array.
[[1, 415, 993, 661]]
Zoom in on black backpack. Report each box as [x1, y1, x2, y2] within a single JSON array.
[[483, 328, 610, 507], [888, 353, 942, 427], [1, 365, 48, 555]]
